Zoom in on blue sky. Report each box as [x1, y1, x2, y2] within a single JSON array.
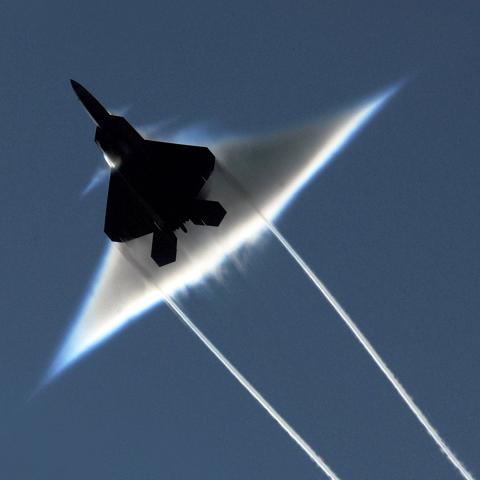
[[0, 2, 478, 479]]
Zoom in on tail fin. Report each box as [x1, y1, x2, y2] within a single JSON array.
[[151, 230, 177, 267]]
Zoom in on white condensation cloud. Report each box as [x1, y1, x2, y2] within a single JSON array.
[[46, 85, 400, 381]]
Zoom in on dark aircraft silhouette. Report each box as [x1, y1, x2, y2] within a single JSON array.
[[71, 80, 226, 267]]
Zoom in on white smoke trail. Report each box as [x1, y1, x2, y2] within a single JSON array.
[[266, 222, 474, 480], [164, 297, 341, 480], [115, 243, 341, 480]]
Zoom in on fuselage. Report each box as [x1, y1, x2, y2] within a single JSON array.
[[95, 115, 207, 232]]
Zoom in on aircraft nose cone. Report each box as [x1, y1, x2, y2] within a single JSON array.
[[70, 79, 109, 126], [70, 78, 82, 94], [70, 79, 94, 104]]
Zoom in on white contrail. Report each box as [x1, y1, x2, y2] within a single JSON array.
[[266, 221, 474, 480], [165, 297, 338, 480], [164, 297, 341, 480], [116, 244, 341, 479]]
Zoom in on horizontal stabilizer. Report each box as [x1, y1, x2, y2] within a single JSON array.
[[151, 230, 177, 267], [190, 199, 226, 227]]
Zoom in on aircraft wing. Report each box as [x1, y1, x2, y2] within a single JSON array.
[[143, 140, 215, 198], [104, 172, 153, 242]]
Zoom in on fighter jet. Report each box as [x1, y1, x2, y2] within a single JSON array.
[[71, 80, 226, 267]]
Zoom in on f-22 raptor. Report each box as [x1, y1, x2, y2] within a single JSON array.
[[71, 80, 226, 267]]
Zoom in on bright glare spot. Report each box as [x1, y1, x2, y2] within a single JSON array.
[[103, 153, 118, 169]]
